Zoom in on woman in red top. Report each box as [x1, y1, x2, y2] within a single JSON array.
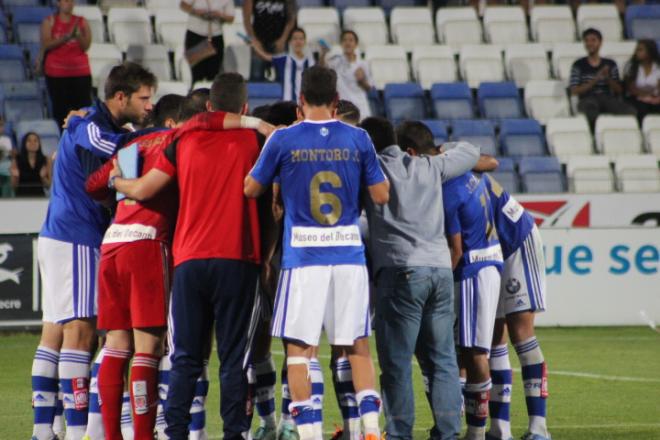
[[40, 0, 93, 129]]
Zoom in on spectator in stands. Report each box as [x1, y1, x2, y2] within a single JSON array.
[[0, 117, 13, 162], [624, 39, 660, 123], [40, 0, 92, 130], [180, 0, 235, 84], [320, 30, 373, 119], [243, 0, 297, 81], [10, 132, 51, 197], [570, 28, 636, 130], [250, 27, 314, 102]]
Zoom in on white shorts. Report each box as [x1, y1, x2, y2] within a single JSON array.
[[38, 237, 99, 323], [271, 265, 370, 346], [455, 265, 501, 353], [497, 226, 547, 319]]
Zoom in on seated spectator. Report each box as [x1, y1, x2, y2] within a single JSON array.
[[321, 30, 373, 119], [570, 28, 636, 129], [624, 39, 660, 123], [10, 132, 51, 197], [0, 117, 13, 163]]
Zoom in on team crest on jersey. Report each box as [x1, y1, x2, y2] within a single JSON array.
[[506, 278, 521, 294], [320, 127, 329, 137]]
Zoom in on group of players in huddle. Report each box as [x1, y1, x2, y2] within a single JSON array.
[[29, 61, 550, 440]]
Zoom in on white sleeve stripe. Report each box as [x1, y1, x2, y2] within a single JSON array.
[[86, 123, 115, 154], [91, 123, 116, 151]]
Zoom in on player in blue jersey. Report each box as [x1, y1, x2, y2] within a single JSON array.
[[31, 62, 156, 440], [480, 174, 550, 440], [244, 66, 390, 440]]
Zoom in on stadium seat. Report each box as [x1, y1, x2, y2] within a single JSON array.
[[154, 8, 188, 51], [600, 40, 637, 76], [459, 44, 505, 88], [483, 6, 528, 44], [518, 156, 564, 193], [390, 7, 435, 50], [247, 82, 282, 109], [383, 83, 426, 121], [625, 5, 660, 40], [15, 118, 59, 156], [642, 115, 660, 157], [297, 8, 341, 50], [0, 44, 27, 82], [421, 119, 448, 146], [488, 158, 519, 193], [0, 27, 6, 45], [74, 6, 105, 43], [3, 96, 44, 124], [100, 0, 140, 13], [451, 119, 497, 156], [107, 7, 152, 50], [126, 44, 173, 81], [221, 10, 251, 81], [504, 43, 551, 88], [300, 0, 329, 7], [595, 115, 643, 158], [477, 82, 523, 120], [376, 0, 425, 14], [11, 6, 53, 44], [343, 8, 389, 46], [430, 82, 475, 120], [367, 88, 384, 117], [4, 0, 41, 6], [412, 45, 457, 89], [435, 7, 482, 52], [546, 116, 593, 160], [222, 8, 245, 47], [145, 0, 180, 14], [551, 42, 586, 83], [87, 43, 123, 88], [566, 155, 614, 193], [576, 4, 622, 41], [530, 5, 576, 44], [524, 80, 571, 125], [364, 45, 410, 89], [500, 119, 546, 158], [153, 81, 190, 101], [614, 154, 660, 192]]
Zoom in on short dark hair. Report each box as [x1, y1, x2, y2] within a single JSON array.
[[267, 101, 299, 126], [178, 87, 210, 121], [582, 28, 602, 41], [210, 72, 247, 113], [336, 99, 360, 124], [359, 117, 396, 153], [149, 94, 185, 127], [104, 62, 158, 100], [251, 104, 271, 120], [301, 66, 337, 107], [340, 30, 359, 43], [396, 121, 437, 155], [288, 27, 306, 41]]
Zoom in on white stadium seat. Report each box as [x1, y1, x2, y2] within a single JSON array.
[[566, 155, 614, 193], [154, 9, 188, 50], [642, 115, 660, 157], [343, 8, 389, 46], [107, 7, 152, 50], [145, 0, 180, 15], [525, 80, 571, 125], [297, 8, 341, 51], [87, 43, 123, 88], [435, 7, 482, 52], [75, 6, 106, 43], [595, 115, 643, 157], [459, 44, 504, 88], [600, 40, 637, 76], [483, 6, 528, 44], [173, 45, 193, 88], [576, 4, 623, 41], [390, 7, 435, 50], [222, 9, 244, 46], [505, 43, 550, 88], [221, 10, 251, 82], [552, 42, 586, 83], [530, 5, 576, 44], [154, 80, 190, 101], [412, 45, 457, 89], [614, 154, 660, 192], [546, 116, 593, 159], [126, 44, 173, 80], [364, 45, 409, 89]]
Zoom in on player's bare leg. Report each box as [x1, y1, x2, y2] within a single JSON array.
[[248, 323, 278, 440], [330, 346, 360, 440], [461, 348, 492, 440], [342, 338, 381, 440], [487, 319, 513, 440], [98, 329, 132, 440], [32, 322, 63, 440]]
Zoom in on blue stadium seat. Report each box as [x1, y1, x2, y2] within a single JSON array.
[[625, 5, 660, 40], [499, 119, 546, 158], [331, 0, 372, 8], [368, 88, 384, 117], [384, 83, 426, 121], [247, 82, 283, 109], [0, 27, 7, 44], [16, 119, 60, 156], [0, 45, 27, 81], [477, 82, 523, 120], [298, 0, 327, 6], [451, 119, 497, 156], [5, 0, 42, 6], [11, 7, 54, 44], [518, 156, 564, 193], [487, 157, 519, 194], [430, 82, 474, 120], [0, 81, 44, 124], [421, 119, 448, 146]]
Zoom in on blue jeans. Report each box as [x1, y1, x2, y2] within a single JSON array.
[[375, 266, 461, 440]]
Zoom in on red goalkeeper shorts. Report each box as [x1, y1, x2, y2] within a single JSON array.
[[98, 240, 172, 330]]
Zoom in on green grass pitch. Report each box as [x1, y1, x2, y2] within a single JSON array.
[[2, 327, 659, 439]]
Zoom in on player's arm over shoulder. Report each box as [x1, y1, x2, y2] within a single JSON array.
[[244, 129, 283, 198]]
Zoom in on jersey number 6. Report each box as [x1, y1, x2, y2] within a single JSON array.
[[310, 171, 343, 226]]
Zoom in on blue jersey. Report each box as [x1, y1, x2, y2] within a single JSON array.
[[40, 101, 129, 248], [483, 174, 535, 260], [443, 172, 503, 280], [250, 120, 386, 269]]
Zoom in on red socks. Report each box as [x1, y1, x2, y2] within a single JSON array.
[[130, 353, 160, 439], [98, 348, 131, 440]]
